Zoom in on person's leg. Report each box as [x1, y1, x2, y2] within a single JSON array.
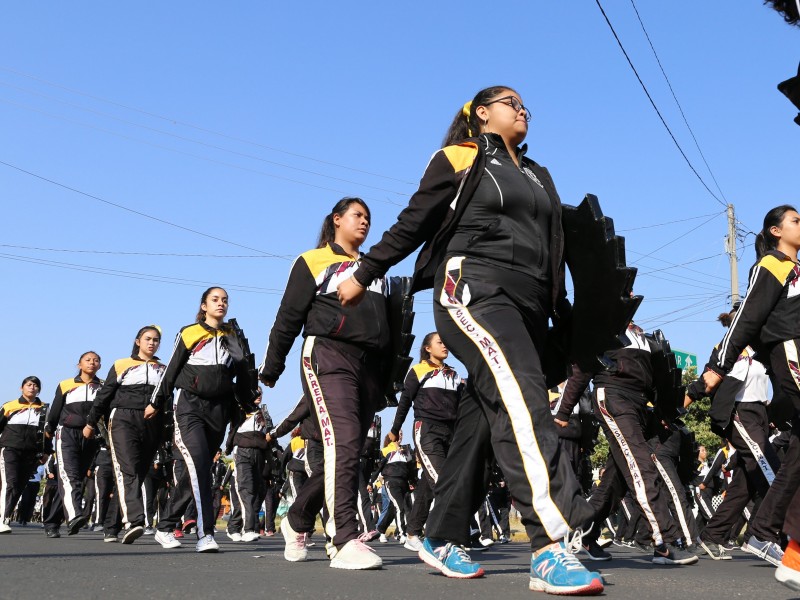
[[108, 409, 147, 529]]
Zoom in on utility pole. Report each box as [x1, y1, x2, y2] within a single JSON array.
[[726, 204, 740, 306]]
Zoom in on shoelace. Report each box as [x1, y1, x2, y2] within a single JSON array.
[[565, 527, 587, 554], [551, 545, 585, 571], [449, 545, 472, 563]]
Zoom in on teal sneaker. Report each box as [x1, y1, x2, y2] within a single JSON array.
[[419, 538, 484, 579], [529, 542, 604, 595]]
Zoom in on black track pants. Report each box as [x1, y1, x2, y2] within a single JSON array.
[[55, 426, 96, 522], [377, 477, 409, 536], [428, 257, 594, 551], [172, 390, 230, 537], [702, 402, 777, 543], [157, 458, 194, 532], [594, 387, 680, 546], [232, 446, 265, 533], [42, 481, 63, 530], [108, 408, 161, 528], [289, 336, 380, 549], [406, 420, 452, 537], [653, 454, 700, 543], [0, 447, 38, 522], [92, 463, 115, 527]]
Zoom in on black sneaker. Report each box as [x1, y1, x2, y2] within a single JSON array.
[[653, 543, 699, 565], [104, 533, 119, 543], [67, 516, 89, 536], [45, 529, 61, 539], [122, 525, 145, 545], [699, 539, 732, 560], [581, 539, 613, 561], [634, 541, 652, 553]]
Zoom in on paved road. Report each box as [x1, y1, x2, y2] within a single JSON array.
[[1, 527, 797, 599]]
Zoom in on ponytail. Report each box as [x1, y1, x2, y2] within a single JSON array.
[[442, 85, 515, 147], [756, 204, 797, 259], [419, 331, 438, 361], [316, 197, 370, 249]]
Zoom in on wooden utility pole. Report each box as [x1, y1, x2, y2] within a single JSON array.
[[726, 204, 740, 306]]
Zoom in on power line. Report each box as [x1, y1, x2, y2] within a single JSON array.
[[0, 86, 411, 198], [616, 211, 721, 232], [0, 159, 289, 258], [629, 212, 723, 265], [628, 0, 729, 204], [0, 97, 406, 208], [0, 65, 417, 186], [0, 243, 293, 259], [0, 252, 283, 293], [593, 0, 727, 208]]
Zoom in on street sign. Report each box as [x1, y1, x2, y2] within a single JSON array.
[[673, 350, 698, 371]]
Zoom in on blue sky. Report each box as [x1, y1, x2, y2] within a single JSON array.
[[1, 2, 797, 441]]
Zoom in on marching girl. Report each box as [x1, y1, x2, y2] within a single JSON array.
[[83, 325, 165, 544], [260, 197, 388, 570], [0, 376, 48, 533], [702, 205, 800, 590], [388, 332, 460, 552], [45, 352, 102, 535], [148, 287, 249, 553], [337, 86, 602, 594]]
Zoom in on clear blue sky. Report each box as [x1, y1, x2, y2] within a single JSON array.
[[1, 2, 797, 442]]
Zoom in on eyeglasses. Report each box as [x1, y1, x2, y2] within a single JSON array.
[[483, 96, 531, 122]]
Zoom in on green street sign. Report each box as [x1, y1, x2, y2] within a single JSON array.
[[673, 350, 698, 371]]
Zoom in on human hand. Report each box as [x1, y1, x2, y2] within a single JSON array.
[[82, 425, 95, 440], [144, 405, 158, 420], [702, 370, 723, 393], [337, 277, 366, 307], [554, 419, 569, 428]]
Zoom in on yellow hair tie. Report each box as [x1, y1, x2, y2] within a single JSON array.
[[462, 101, 473, 137]]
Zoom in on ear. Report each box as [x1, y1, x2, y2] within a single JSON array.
[[332, 212, 342, 229], [770, 224, 783, 239], [475, 104, 489, 122]]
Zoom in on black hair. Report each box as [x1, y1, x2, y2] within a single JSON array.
[[21, 376, 41, 390], [131, 325, 161, 357], [76, 351, 101, 377], [316, 197, 371, 249], [442, 85, 516, 147], [755, 204, 797, 258], [196, 287, 228, 323], [419, 332, 438, 361], [764, 1, 800, 25]]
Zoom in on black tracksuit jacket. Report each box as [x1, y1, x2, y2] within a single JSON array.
[[87, 355, 166, 426], [46, 376, 103, 431], [390, 361, 460, 437]]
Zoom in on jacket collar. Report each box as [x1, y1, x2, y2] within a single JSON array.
[[17, 395, 42, 406], [480, 133, 528, 160], [73, 375, 101, 384], [329, 242, 361, 260]]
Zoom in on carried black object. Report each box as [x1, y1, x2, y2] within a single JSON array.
[[557, 194, 642, 380], [778, 62, 800, 127], [36, 403, 52, 457], [382, 277, 416, 409], [648, 329, 686, 425], [673, 418, 699, 485], [227, 318, 260, 413]]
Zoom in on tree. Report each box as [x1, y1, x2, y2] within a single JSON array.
[[681, 366, 723, 455]]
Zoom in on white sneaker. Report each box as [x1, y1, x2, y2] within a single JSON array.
[[280, 518, 307, 562], [379, 533, 388, 543], [196, 534, 219, 553], [226, 531, 243, 542], [241, 531, 260, 542], [404, 535, 423, 552], [154, 530, 182, 549], [0, 522, 11, 534], [325, 541, 339, 559], [479, 537, 495, 548], [330, 539, 383, 570], [399, 534, 407, 544]]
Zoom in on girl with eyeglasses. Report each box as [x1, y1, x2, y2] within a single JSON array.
[[337, 86, 602, 595], [82, 325, 166, 545]]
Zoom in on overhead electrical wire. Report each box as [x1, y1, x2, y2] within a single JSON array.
[[628, 0, 729, 204], [0, 98, 406, 208], [0, 65, 417, 186], [0, 243, 291, 259], [0, 159, 290, 259], [593, 0, 728, 208], [0, 84, 411, 199], [616, 211, 722, 232]]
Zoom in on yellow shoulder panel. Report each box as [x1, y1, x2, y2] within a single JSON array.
[[442, 143, 478, 174], [300, 246, 346, 280], [59, 378, 82, 395], [181, 324, 212, 349], [412, 362, 434, 379], [290, 436, 305, 452], [114, 357, 141, 376], [759, 254, 794, 283]]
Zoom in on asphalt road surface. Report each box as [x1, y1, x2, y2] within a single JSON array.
[[1, 527, 797, 600]]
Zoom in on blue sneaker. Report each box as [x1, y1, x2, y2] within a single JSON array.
[[529, 542, 604, 595], [419, 538, 484, 579]]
